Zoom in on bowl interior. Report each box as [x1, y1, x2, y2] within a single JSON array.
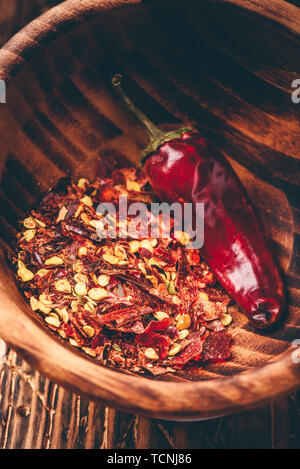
[[0, 1, 299, 382]]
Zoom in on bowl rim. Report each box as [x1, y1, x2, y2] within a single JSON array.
[[0, 0, 299, 420]]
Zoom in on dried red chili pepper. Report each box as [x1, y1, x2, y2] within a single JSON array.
[[112, 74, 285, 329]]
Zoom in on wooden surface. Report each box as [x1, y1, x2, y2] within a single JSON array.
[[0, 0, 299, 447]]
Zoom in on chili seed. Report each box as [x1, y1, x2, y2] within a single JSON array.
[[17, 261, 34, 282], [80, 195, 93, 207], [69, 338, 79, 347], [83, 325, 95, 338], [145, 348, 159, 360], [39, 294, 52, 306], [34, 218, 46, 228], [80, 213, 90, 224], [221, 313, 232, 326], [45, 316, 60, 328], [23, 217, 36, 229], [154, 311, 169, 321], [114, 245, 127, 260], [178, 329, 189, 340], [88, 287, 108, 301], [74, 273, 88, 284], [98, 274, 110, 287], [129, 240, 140, 253], [55, 279, 72, 293], [45, 256, 64, 266], [176, 314, 191, 330], [36, 269, 48, 277], [146, 275, 158, 288], [84, 303, 95, 312], [78, 246, 88, 257], [23, 229, 36, 242], [78, 178, 88, 189], [198, 292, 209, 301], [82, 347, 97, 357], [126, 181, 141, 192], [103, 253, 119, 265], [74, 282, 88, 296], [168, 344, 181, 356], [140, 240, 153, 253]]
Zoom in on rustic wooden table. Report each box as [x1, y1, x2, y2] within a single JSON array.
[[0, 0, 299, 449]]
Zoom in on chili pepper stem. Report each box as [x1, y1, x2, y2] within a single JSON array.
[[112, 74, 165, 141], [111, 74, 193, 165]]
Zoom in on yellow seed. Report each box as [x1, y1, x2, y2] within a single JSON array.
[[55, 279, 71, 293], [45, 256, 63, 266], [84, 303, 95, 312], [145, 348, 159, 360], [30, 297, 40, 312], [82, 347, 97, 358], [36, 269, 48, 277], [80, 195, 93, 207], [168, 344, 181, 356], [138, 262, 147, 276], [88, 287, 108, 301], [83, 325, 95, 338], [23, 229, 36, 242], [198, 292, 209, 301], [172, 296, 181, 305], [49, 312, 60, 320], [56, 206, 68, 223], [171, 272, 177, 281], [118, 260, 129, 266], [176, 314, 191, 330], [98, 274, 110, 287], [71, 300, 79, 311], [55, 307, 69, 323], [34, 218, 46, 228], [74, 205, 83, 218], [146, 275, 158, 288], [78, 178, 88, 189], [103, 253, 119, 265], [221, 313, 233, 327], [69, 338, 79, 347], [89, 219, 103, 229], [17, 261, 34, 282], [148, 258, 161, 268], [74, 273, 88, 284], [114, 245, 127, 260], [39, 294, 52, 306], [126, 180, 141, 192], [129, 240, 140, 253], [174, 230, 191, 246], [78, 246, 88, 257], [178, 329, 189, 340], [140, 240, 153, 253], [80, 213, 90, 224], [74, 282, 88, 296], [154, 311, 169, 321], [73, 259, 83, 273], [58, 329, 66, 339], [45, 316, 60, 328], [23, 217, 36, 229]]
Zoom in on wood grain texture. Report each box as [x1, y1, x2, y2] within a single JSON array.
[[0, 0, 299, 420], [0, 345, 299, 448]]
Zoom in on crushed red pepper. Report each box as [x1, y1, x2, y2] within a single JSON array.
[[13, 163, 233, 376]]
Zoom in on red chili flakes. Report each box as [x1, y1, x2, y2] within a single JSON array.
[[13, 162, 234, 376]]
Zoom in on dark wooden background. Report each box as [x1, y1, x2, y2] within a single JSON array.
[[0, 0, 299, 449]]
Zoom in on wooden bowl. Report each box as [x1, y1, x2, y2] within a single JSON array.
[[0, 0, 299, 420]]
